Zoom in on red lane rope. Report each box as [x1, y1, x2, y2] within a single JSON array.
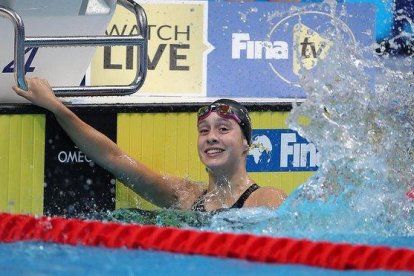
[[0, 212, 413, 271]]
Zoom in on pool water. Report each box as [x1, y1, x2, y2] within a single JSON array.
[[91, 207, 414, 248], [0, 241, 411, 275]]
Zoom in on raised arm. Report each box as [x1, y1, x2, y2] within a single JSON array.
[[13, 78, 202, 209]]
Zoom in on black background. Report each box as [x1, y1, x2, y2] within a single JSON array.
[[44, 113, 117, 217]]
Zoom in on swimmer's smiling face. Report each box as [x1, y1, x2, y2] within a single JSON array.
[[197, 112, 248, 172]]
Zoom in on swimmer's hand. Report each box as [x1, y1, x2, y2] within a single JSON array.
[[13, 77, 62, 112]]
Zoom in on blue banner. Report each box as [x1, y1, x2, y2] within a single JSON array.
[[247, 129, 319, 172], [207, 3, 375, 98]]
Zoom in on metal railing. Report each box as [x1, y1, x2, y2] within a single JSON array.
[[0, 0, 148, 97]]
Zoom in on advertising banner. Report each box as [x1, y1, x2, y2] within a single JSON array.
[[91, 1, 209, 95], [89, 1, 375, 101], [247, 129, 319, 172], [207, 3, 374, 98]]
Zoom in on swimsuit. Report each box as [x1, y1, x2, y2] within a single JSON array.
[[191, 183, 260, 212]]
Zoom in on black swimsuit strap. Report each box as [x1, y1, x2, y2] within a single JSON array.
[[230, 183, 260, 208], [191, 184, 260, 212]]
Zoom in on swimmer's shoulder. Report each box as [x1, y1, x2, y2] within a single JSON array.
[[244, 186, 287, 209]]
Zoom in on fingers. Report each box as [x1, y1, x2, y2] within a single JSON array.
[[12, 77, 53, 102], [13, 77, 43, 91], [12, 85, 30, 100], [12, 84, 27, 95], [12, 77, 37, 100]]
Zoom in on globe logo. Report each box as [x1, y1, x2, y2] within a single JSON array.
[[249, 135, 273, 164]]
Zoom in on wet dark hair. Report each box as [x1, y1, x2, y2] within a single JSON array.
[[210, 99, 252, 146]]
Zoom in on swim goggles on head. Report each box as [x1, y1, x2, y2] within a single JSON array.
[[197, 103, 242, 124]]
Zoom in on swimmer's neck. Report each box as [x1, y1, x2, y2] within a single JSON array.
[[206, 166, 253, 195]]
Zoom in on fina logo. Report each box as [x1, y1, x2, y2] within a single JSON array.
[[231, 33, 288, 60], [247, 130, 320, 172], [232, 11, 356, 86]]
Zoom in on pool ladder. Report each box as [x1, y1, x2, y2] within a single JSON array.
[[0, 0, 148, 97]]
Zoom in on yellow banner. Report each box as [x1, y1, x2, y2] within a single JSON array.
[[90, 1, 210, 95]]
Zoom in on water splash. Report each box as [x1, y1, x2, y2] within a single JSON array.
[[282, 15, 414, 234]]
